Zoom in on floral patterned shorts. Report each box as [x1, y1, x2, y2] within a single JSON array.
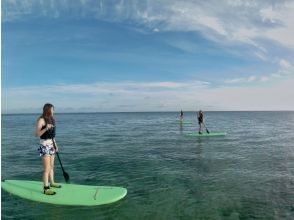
[[38, 140, 56, 157]]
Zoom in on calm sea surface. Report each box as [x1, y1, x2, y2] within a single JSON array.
[[1, 112, 294, 220]]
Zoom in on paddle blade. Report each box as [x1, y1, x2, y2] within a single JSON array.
[[63, 171, 70, 184], [55, 152, 70, 184]]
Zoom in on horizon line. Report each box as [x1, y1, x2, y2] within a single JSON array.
[[2, 110, 294, 115]]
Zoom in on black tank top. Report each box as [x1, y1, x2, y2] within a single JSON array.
[[40, 117, 56, 140], [198, 113, 203, 123]]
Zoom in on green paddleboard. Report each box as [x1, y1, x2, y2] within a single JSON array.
[[1, 180, 127, 206], [186, 132, 226, 137]]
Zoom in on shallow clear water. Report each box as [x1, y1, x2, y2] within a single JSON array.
[[1, 112, 294, 219]]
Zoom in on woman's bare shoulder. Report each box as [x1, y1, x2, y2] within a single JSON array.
[[37, 117, 45, 125]]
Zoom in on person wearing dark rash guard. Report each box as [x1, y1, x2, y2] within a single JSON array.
[[197, 110, 204, 134], [180, 110, 184, 121]]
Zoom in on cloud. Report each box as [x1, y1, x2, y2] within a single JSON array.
[[279, 59, 291, 69], [224, 76, 258, 84], [260, 76, 269, 82], [274, 59, 294, 77], [225, 78, 247, 84], [4, 80, 210, 96], [2, 78, 294, 113], [2, 0, 294, 112], [225, 59, 294, 84], [205, 79, 294, 110], [2, 80, 211, 113], [3, 0, 294, 47], [248, 76, 256, 82], [259, 1, 294, 48]]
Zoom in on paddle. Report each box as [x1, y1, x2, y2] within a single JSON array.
[[203, 123, 210, 133], [48, 128, 70, 183]]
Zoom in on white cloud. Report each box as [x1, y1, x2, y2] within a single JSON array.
[[247, 76, 256, 82], [253, 51, 267, 61], [225, 59, 294, 84], [163, 3, 228, 37], [2, 80, 210, 113], [2, 0, 294, 113], [3, 0, 294, 70], [274, 59, 294, 78], [260, 76, 269, 82], [259, 1, 294, 48], [225, 78, 245, 84], [225, 76, 258, 84], [3, 0, 293, 46], [202, 79, 294, 110], [2, 79, 294, 113], [279, 59, 291, 69]]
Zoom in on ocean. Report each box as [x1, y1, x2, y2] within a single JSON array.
[[1, 111, 294, 219]]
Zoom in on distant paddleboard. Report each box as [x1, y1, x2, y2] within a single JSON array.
[[186, 132, 226, 137], [2, 180, 127, 206]]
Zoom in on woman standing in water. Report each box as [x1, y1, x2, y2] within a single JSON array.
[[35, 103, 61, 195]]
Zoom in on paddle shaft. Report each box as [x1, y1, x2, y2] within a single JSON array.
[[198, 120, 210, 133], [203, 123, 210, 133], [198, 115, 210, 133], [52, 144, 66, 174], [48, 128, 70, 183]]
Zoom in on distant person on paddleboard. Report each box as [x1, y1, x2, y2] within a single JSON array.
[[35, 103, 61, 195], [197, 110, 209, 134], [180, 110, 184, 121]]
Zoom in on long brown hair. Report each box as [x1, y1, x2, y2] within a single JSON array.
[[40, 103, 55, 124]]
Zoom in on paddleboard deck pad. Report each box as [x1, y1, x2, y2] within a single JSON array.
[[1, 180, 127, 206], [186, 132, 226, 137]]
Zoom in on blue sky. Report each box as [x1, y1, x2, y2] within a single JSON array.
[[2, 0, 294, 113]]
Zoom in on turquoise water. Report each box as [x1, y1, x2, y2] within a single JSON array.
[[1, 112, 294, 219]]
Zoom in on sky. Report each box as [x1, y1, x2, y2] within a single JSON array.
[[1, 0, 294, 113]]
